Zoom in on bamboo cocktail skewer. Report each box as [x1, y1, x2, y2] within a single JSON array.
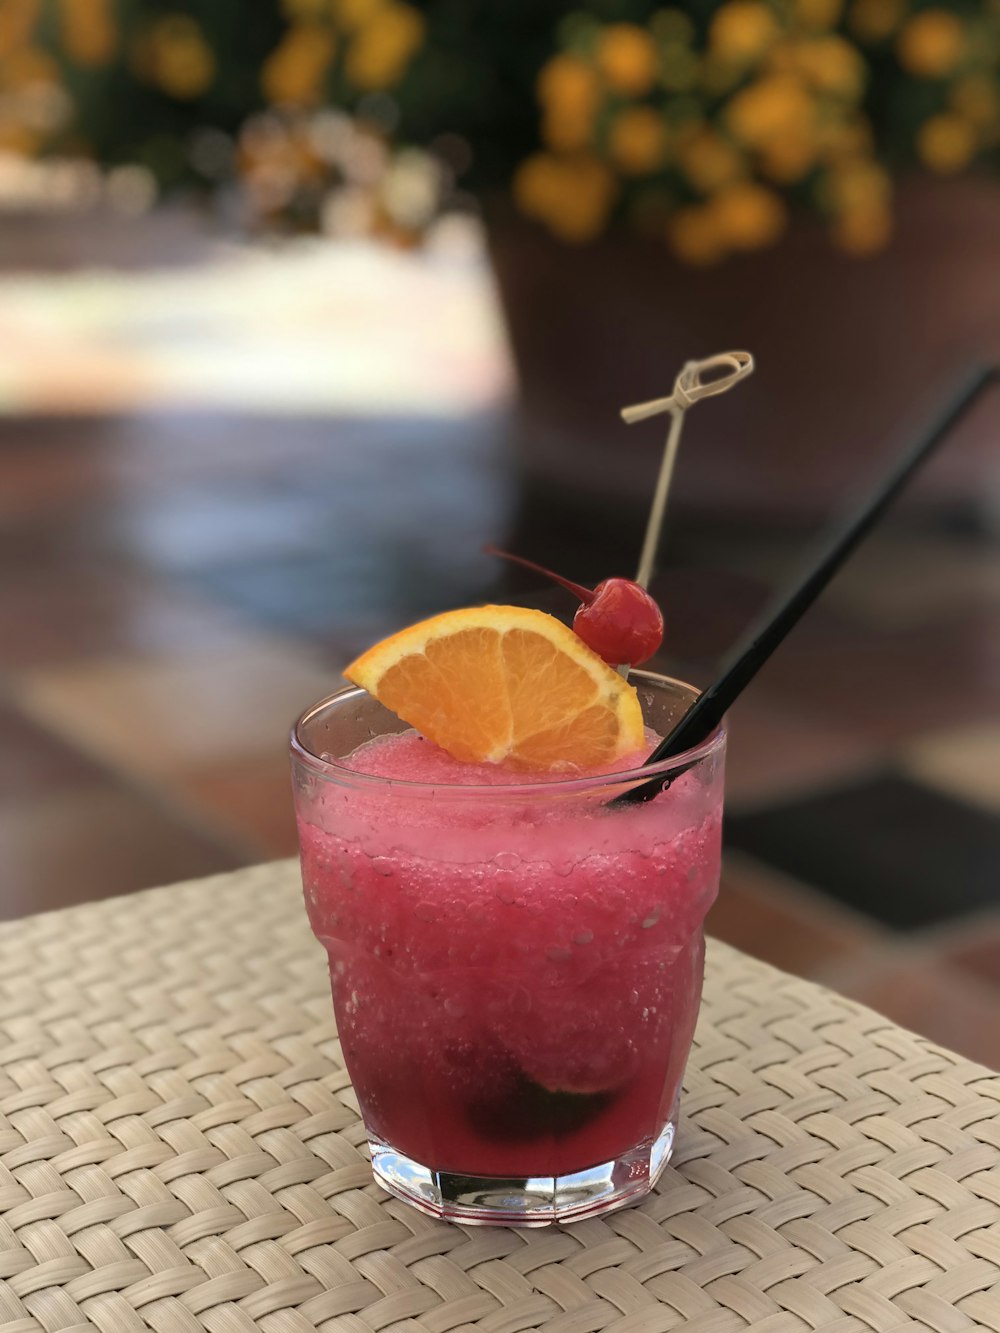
[[615, 351, 754, 679], [623, 351, 755, 592]]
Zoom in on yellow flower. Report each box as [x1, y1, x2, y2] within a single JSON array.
[[667, 205, 727, 265], [823, 158, 890, 211], [709, 3, 779, 64], [0, 0, 40, 60], [760, 128, 817, 181], [538, 55, 600, 150], [795, 36, 865, 97], [917, 112, 977, 172], [331, 0, 385, 29], [548, 155, 617, 244], [346, 2, 424, 90], [608, 106, 669, 174], [710, 181, 786, 249], [263, 24, 335, 105], [538, 54, 600, 114], [951, 74, 999, 126], [0, 123, 40, 154], [848, 0, 902, 42], [543, 106, 594, 151], [58, 0, 116, 67], [514, 152, 617, 243], [831, 203, 892, 254], [897, 10, 964, 78], [727, 75, 815, 146], [794, 0, 845, 27], [595, 23, 659, 96], [2, 46, 58, 85], [677, 127, 745, 191], [147, 16, 215, 99], [514, 153, 562, 217]]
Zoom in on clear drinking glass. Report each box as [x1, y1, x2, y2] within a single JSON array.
[[291, 671, 725, 1226]]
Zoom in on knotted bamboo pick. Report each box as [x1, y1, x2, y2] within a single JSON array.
[[622, 351, 755, 591]]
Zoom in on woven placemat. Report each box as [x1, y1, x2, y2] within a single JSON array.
[[1, 862, 998, 1333]]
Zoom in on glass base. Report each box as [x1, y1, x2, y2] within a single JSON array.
[[369, 1118, 676, 1227]]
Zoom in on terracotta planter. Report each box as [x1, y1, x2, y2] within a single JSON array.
[[487, 177, 1000, 522]]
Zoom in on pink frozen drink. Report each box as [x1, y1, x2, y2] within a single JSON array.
[[292, 672, 724, 1225]]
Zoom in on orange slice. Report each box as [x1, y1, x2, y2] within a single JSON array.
[[344, 605, 645, 771]]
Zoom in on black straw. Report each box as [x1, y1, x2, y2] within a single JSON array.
[[614, 361, 997, 807]]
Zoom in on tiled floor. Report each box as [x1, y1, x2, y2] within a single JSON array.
[[1, 224, 999, 1070]]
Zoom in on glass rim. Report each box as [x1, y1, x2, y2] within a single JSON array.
[[290, 669, 725, 799]]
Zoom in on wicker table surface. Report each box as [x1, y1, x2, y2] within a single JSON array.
[[1, 862, 998, 1333]]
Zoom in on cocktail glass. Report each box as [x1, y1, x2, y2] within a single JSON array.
[[291, 671, 725, 1226]]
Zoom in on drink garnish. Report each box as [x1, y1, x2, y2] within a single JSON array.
[[484, 546, 663, 666], [343, 604, 644, 771], [622, 351, 755, 591], [345, 352, 759, 770]]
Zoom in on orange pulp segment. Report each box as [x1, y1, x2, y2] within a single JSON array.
[[343, 605, 645, 771]]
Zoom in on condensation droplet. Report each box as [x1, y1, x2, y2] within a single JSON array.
[[573, 930, 594, 946], [495, 852, 521, 871], [546, 946, 572, 964], [444, 997, 465, 1018]]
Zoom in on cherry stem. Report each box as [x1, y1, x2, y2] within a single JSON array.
[[483, 545, 595, 604]]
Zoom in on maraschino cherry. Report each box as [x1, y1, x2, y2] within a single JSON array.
[[485, 546, 664, 667]]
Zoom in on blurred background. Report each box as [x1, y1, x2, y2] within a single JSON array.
[[1, 0, 999, 1061]]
